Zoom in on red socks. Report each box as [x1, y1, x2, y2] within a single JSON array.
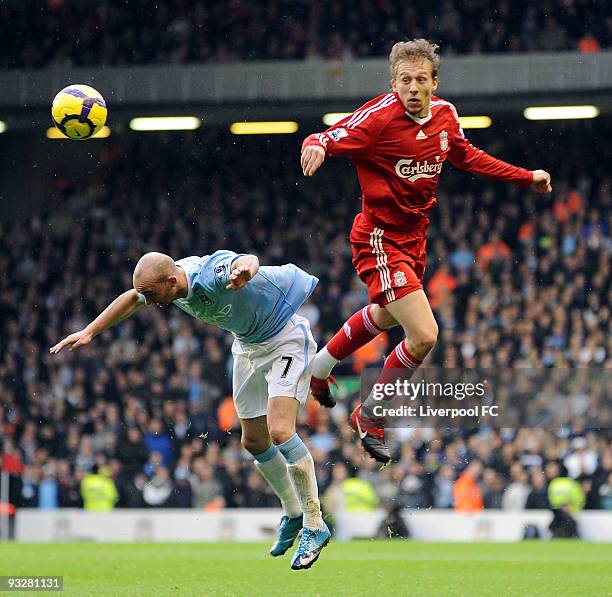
[[327, 305, 383, 361], [375, 341, 422, 401], [325, 308, 423, 398], [382, 341, 422, 370]]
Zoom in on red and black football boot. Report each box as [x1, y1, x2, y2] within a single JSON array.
[[349, 403, 391, 464], [310, 375, 338, 408]]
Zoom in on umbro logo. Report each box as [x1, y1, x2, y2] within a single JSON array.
[[416, 130, 428, 140], [195, 290, 212, 305]]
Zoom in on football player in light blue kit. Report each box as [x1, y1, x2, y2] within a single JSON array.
[[50, 250, 331, 570]]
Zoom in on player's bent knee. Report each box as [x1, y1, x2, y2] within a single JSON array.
[[408, 326, 438, 356], [269, 425, 296, 446], [371, 304, 397, 330], [241, 435, 269, 455]]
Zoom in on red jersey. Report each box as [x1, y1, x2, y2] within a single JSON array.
[[302, 92, 533, 230]]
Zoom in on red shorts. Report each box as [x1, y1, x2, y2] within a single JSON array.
[[350, 213, 428, 306]]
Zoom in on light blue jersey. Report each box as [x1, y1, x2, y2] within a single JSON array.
[[172, 251, 318, 343]]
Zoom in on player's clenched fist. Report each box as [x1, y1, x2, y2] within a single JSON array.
[[301, 145, 326, 177], [226, 265, 254, 290], [531, 169, 553, 193], [49, 329, 93, 354]]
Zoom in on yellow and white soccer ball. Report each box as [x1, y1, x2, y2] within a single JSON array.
[[51, 84, 107, 140]]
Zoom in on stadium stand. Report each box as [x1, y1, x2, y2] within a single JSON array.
[[1, 0, 611, 68], [0, 120, 610, 512]]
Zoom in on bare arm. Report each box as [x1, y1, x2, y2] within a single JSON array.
[[226, 254, 260, 290], [49, 289, 145, 354]]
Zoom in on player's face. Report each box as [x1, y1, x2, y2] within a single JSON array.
[[391, 59, 438, 117], [136, 280, 176, 308]]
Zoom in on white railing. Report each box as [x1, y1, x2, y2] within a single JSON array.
[[13, 508, 612, 543]]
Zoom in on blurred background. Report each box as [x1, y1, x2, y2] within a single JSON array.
[[0, 0, 610, 541]]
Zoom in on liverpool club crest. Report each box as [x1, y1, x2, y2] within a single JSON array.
[[394, 270, 407, 287]]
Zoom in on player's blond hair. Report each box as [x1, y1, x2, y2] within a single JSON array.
[[389, 39, 441, 79]]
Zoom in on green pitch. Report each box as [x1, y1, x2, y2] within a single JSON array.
[[1, 541, 611, 597]]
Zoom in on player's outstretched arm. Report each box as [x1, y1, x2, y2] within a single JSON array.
[[446, 104, 552, 193], [49, 289, 145, 354], [301, 96, 389, 176], [226, 255, 259, 290]]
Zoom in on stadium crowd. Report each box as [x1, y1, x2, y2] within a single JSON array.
[[1, 0, 611, 69], [0, 119, 611, 516]]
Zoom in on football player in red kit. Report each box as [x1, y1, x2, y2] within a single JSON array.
[[301, 39, 552, 463]]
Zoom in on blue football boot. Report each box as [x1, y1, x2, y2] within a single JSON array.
[[290, 522, 331, 570], [270, 514, 303, 557]]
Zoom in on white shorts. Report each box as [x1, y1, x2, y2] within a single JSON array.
[[231, 314, 317, 419]]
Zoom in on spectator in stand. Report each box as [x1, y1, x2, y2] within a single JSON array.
[[144, 419, 174, 469], [564, 437, 598, 479], [427, 264, 457, 310], [242, 471, 277, 509], [598, 473, 612, 510], [578, 33, 601, 54], [57, 460, 82, 508], [525, 470, 549, 510], [433, 464, 455, 509], [453, 460, 483, 512], [476, 232, 511, 271], [170, 467, 194, 508], [37, 464, 59, 510], [502, 464, 531, 511], [120, 472, 147, 508], [19, 466, 40, 508], [190, 458, 223, 509], [548, 476, 585, 514], [321, 462, 350, 514], [218, 460, 247, 508], [482, 469, 505, 509], [116, 427, 149, 477], [80, 465, 118, 511], [375, 465, 404, 507], [1, 440, 24, 476], [143, 466, 174, 507], [398, 462, 431, 509], [339, 475, 379, 513]]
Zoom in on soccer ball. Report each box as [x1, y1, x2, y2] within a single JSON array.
[[51, 84, 107, 140]]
